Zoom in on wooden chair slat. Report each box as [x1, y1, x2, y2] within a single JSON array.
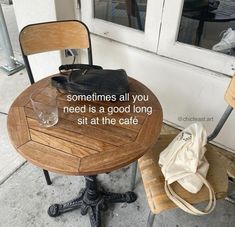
[[20, 21, 89, 55]]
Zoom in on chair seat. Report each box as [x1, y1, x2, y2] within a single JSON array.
[[138, 134, 229, 214]]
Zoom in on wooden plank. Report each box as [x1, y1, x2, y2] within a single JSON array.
[[7, 107, 30, 148], [30, 129, 99, 158], [26, 114, 135, 146], [27, 117, 116, 152], [55, 118, 134, 146], [20, 21, 89, 55], [136, 110, 163, 148], [60, 108, 143, 132], [18, 141, 81, 175], [59, 108, 139, 140], [24, 105, 139, 140], [79, 143, 146, 175], [25, 102, 143, 132]]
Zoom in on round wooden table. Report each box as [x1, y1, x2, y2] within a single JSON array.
[[7, 75, 162, 227]]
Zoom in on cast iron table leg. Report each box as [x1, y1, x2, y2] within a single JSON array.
[[48, 175, 137, 227]]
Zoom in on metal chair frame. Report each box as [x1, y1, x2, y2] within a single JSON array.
[[19, 20, 93, 185]]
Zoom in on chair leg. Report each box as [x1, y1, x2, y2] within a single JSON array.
[[147, 211, 156, 227], [130, 161, 137, 191], [43, 169, 52, 185], [225, 177, 235, 204], [225, 196, 235, 204]]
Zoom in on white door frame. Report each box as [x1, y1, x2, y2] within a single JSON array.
[[158, 0, 235, 76]]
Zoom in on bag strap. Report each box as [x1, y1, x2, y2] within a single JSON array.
[[59, 64, 103, 72], [51, 76, 69, 92], [55, 64, 103, 92], [165, 173, 216, 215]]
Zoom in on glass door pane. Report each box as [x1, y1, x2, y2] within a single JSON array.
[[177, 0, 235, 57], [94, 0, 148, 31]]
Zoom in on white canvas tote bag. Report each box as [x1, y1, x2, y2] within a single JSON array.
[[159, 123, 216, 215]]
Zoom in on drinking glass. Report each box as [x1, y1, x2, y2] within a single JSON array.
[[30, 87, 58, 127]]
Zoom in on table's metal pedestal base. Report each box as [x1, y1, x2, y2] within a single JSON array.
[[48, 175, 137, 227]]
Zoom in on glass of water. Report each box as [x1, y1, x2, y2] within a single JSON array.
[[30, 87, 58, 127]]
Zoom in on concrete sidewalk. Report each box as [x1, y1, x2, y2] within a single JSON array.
[[1, 160, 235, 227], [0, 3, 29, 184]]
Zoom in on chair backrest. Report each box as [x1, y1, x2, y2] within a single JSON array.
[[19, 20, 92, 84], [225, 76, 235, 109]]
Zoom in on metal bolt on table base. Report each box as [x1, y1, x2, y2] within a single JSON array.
[[48, 175, 137, 227]]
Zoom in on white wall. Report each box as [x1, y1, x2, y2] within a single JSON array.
[[83, 35, 235, 152], [13, 0, 75, 81], [55, 0, 75, 21]]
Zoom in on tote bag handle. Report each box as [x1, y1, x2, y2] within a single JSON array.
[[165, 173, 216, 215]]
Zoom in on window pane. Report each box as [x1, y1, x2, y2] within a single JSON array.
[[94, 0, 147, 31], [177, 0, 235, 57]]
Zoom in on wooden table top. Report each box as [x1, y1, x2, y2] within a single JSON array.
[[7, 75, 162, 176]]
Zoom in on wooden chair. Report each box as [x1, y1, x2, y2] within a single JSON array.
[[138, 76, 235, 227], [19, 20, 93, 185], [19, 20, 138, 189]]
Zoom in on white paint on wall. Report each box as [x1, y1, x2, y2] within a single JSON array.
[[55, 0, 75, 21], [13, 0, 56, 31]]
